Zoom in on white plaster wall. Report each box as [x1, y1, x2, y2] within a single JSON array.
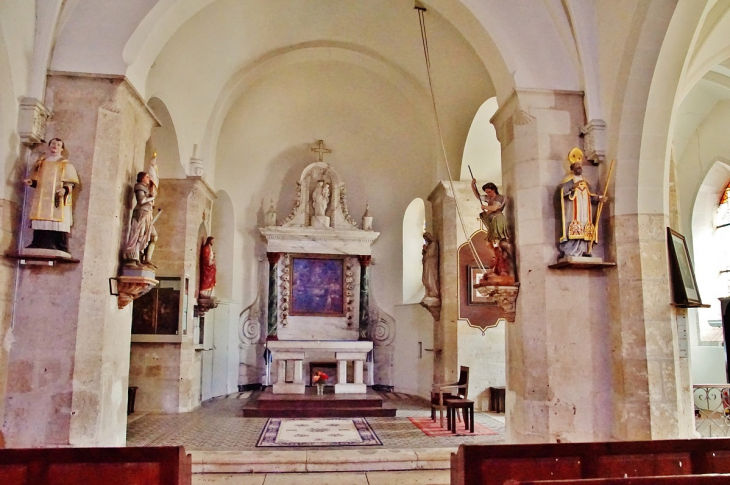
[[0, 0, 34, 201], [143, 0, 492, 185], [215, 60, 437, 318], [457, 320, 505, 411], [460, 97, 501, 184], [402, 199, 426, 305], [394, 303, 434, 400]]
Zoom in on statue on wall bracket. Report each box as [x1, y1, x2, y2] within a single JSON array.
[[18, 138, 80, 262], [115, 154, 162, 309], [456, 173, 519, 332], [198, 236, 218, 314], [549, 148, 616, 270]]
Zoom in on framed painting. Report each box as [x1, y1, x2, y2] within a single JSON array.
[[667, 228, 702, 307], [290, 256, 345, 316], [468, 266, 495, 304]]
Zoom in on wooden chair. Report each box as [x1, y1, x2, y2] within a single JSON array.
[[431, 366, 469, 427]]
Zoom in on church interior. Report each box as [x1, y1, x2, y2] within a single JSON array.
[[2, 0, 730, 483]]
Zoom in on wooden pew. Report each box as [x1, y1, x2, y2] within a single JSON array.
[[0, 446, 191, 485], [507, 475, 730, 484], [452, 439, 730, 485]]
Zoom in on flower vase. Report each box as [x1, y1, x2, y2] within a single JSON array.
[[316, 383, 325, 395]]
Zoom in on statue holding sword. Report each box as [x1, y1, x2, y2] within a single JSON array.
[[123, 155, 162, 268]]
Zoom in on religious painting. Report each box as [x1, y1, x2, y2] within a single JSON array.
[[290, 257, 345, 316], [132, 277, 181, 335], [667, 228, 702, 306], [468, 266, 495, 304]]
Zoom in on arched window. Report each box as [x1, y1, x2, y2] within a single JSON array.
[[717, 182, 730, 295], [403, 198, 426, 304]]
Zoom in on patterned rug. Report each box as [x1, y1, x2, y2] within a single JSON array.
[[408, 417, 498, 437], [257, 418, 383, 447]]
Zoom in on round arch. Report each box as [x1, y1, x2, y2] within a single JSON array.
[[147, 96, 185, 179], [403, 198, 427, 304], [211, 190, 234, 302]]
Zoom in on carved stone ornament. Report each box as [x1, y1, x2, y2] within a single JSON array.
[[474, 285, 519, 319], [239, 296, 264, 345], [582, 119, 607, 164], [197, 296, 218, 314], [18, 97, 51, 146], [116, 274, 158, 309], [260, 160, 379, 255], [368, 301, 395, 347]]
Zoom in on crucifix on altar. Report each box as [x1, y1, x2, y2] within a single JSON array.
[[311, 140, 331, 162]]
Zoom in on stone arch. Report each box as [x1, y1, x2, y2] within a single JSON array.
[[147, 96, 185, 179], [211, 190, 234, 302], [691, 159, 730, 361], [402, 198, 426, 304], [460, 97, 501, 184], [198, 44, 442, 187]]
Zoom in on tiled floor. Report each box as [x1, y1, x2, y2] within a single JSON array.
[[127, 391, 505, 451], [193, 470, 452, 484]]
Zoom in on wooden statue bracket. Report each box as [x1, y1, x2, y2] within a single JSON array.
[[671, 302, 711, 309], [549, 256, 616, 270], [5, 252, 80, 266]]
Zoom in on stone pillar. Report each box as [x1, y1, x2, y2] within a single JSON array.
[[358, 255, 371, 340], [337, 360, 347, 384], [354, 360, 364, 385], [128, 177, 215, 414], [293, 360, 303, 385], [267, 252, 281, 340], [428, 184, 458, 385], [492, 89, 612, 443], [609, 214, 694, 439], [2, 74, 157, 447]]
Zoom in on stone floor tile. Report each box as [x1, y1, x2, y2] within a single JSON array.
[[365, 469, 451, 485], [261, 471, 369, 485], [126, 391, 505, 451], [192, 474, 266, 485]]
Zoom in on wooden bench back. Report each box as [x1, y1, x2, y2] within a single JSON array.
[[0, 446, 191, 485], [452, 439, 730, 485]]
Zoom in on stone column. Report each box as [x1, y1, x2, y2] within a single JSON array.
[[492, 89, 612, 443], [428, 184, 458, 385], [609, 216, 693, 439], [128, 177, 215, 414], [354, 360, 364, 385], [267, 252, 281, 340], [358, 255, 371, 340], [2, 74, 157, 447]]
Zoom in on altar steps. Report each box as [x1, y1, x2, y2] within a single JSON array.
[[242, 387, 397, 418]]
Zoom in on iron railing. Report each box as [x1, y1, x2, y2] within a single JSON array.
[[693, 384, 730, 437]]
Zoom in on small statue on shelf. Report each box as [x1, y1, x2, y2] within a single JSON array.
[[199, 236, 216, 298], [23, 138, 79, 258]]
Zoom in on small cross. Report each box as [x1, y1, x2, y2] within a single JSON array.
[[311, 140, 332, 163]]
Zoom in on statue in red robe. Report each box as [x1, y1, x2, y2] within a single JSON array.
[[199, 237, 216, 298]]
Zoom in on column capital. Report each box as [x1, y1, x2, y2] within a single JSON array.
[[267, 252, 282, 264], [358, 255, 372, 267]]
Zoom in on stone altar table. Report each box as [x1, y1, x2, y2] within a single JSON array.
[[268, 340, 372, 394]]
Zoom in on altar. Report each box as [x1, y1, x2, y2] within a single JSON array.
[[255, 148, 388, 397], [268, 340, 373, 394]]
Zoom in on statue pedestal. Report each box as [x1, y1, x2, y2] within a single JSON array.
[[549, 256, 616, 270], [310, 215, 330, 228]]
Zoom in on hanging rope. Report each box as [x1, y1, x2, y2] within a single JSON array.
[[416, 5, 486, 272]]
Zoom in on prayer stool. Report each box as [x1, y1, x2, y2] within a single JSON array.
[[446, 398, 474, 434], [488, 386, 506, 413]]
